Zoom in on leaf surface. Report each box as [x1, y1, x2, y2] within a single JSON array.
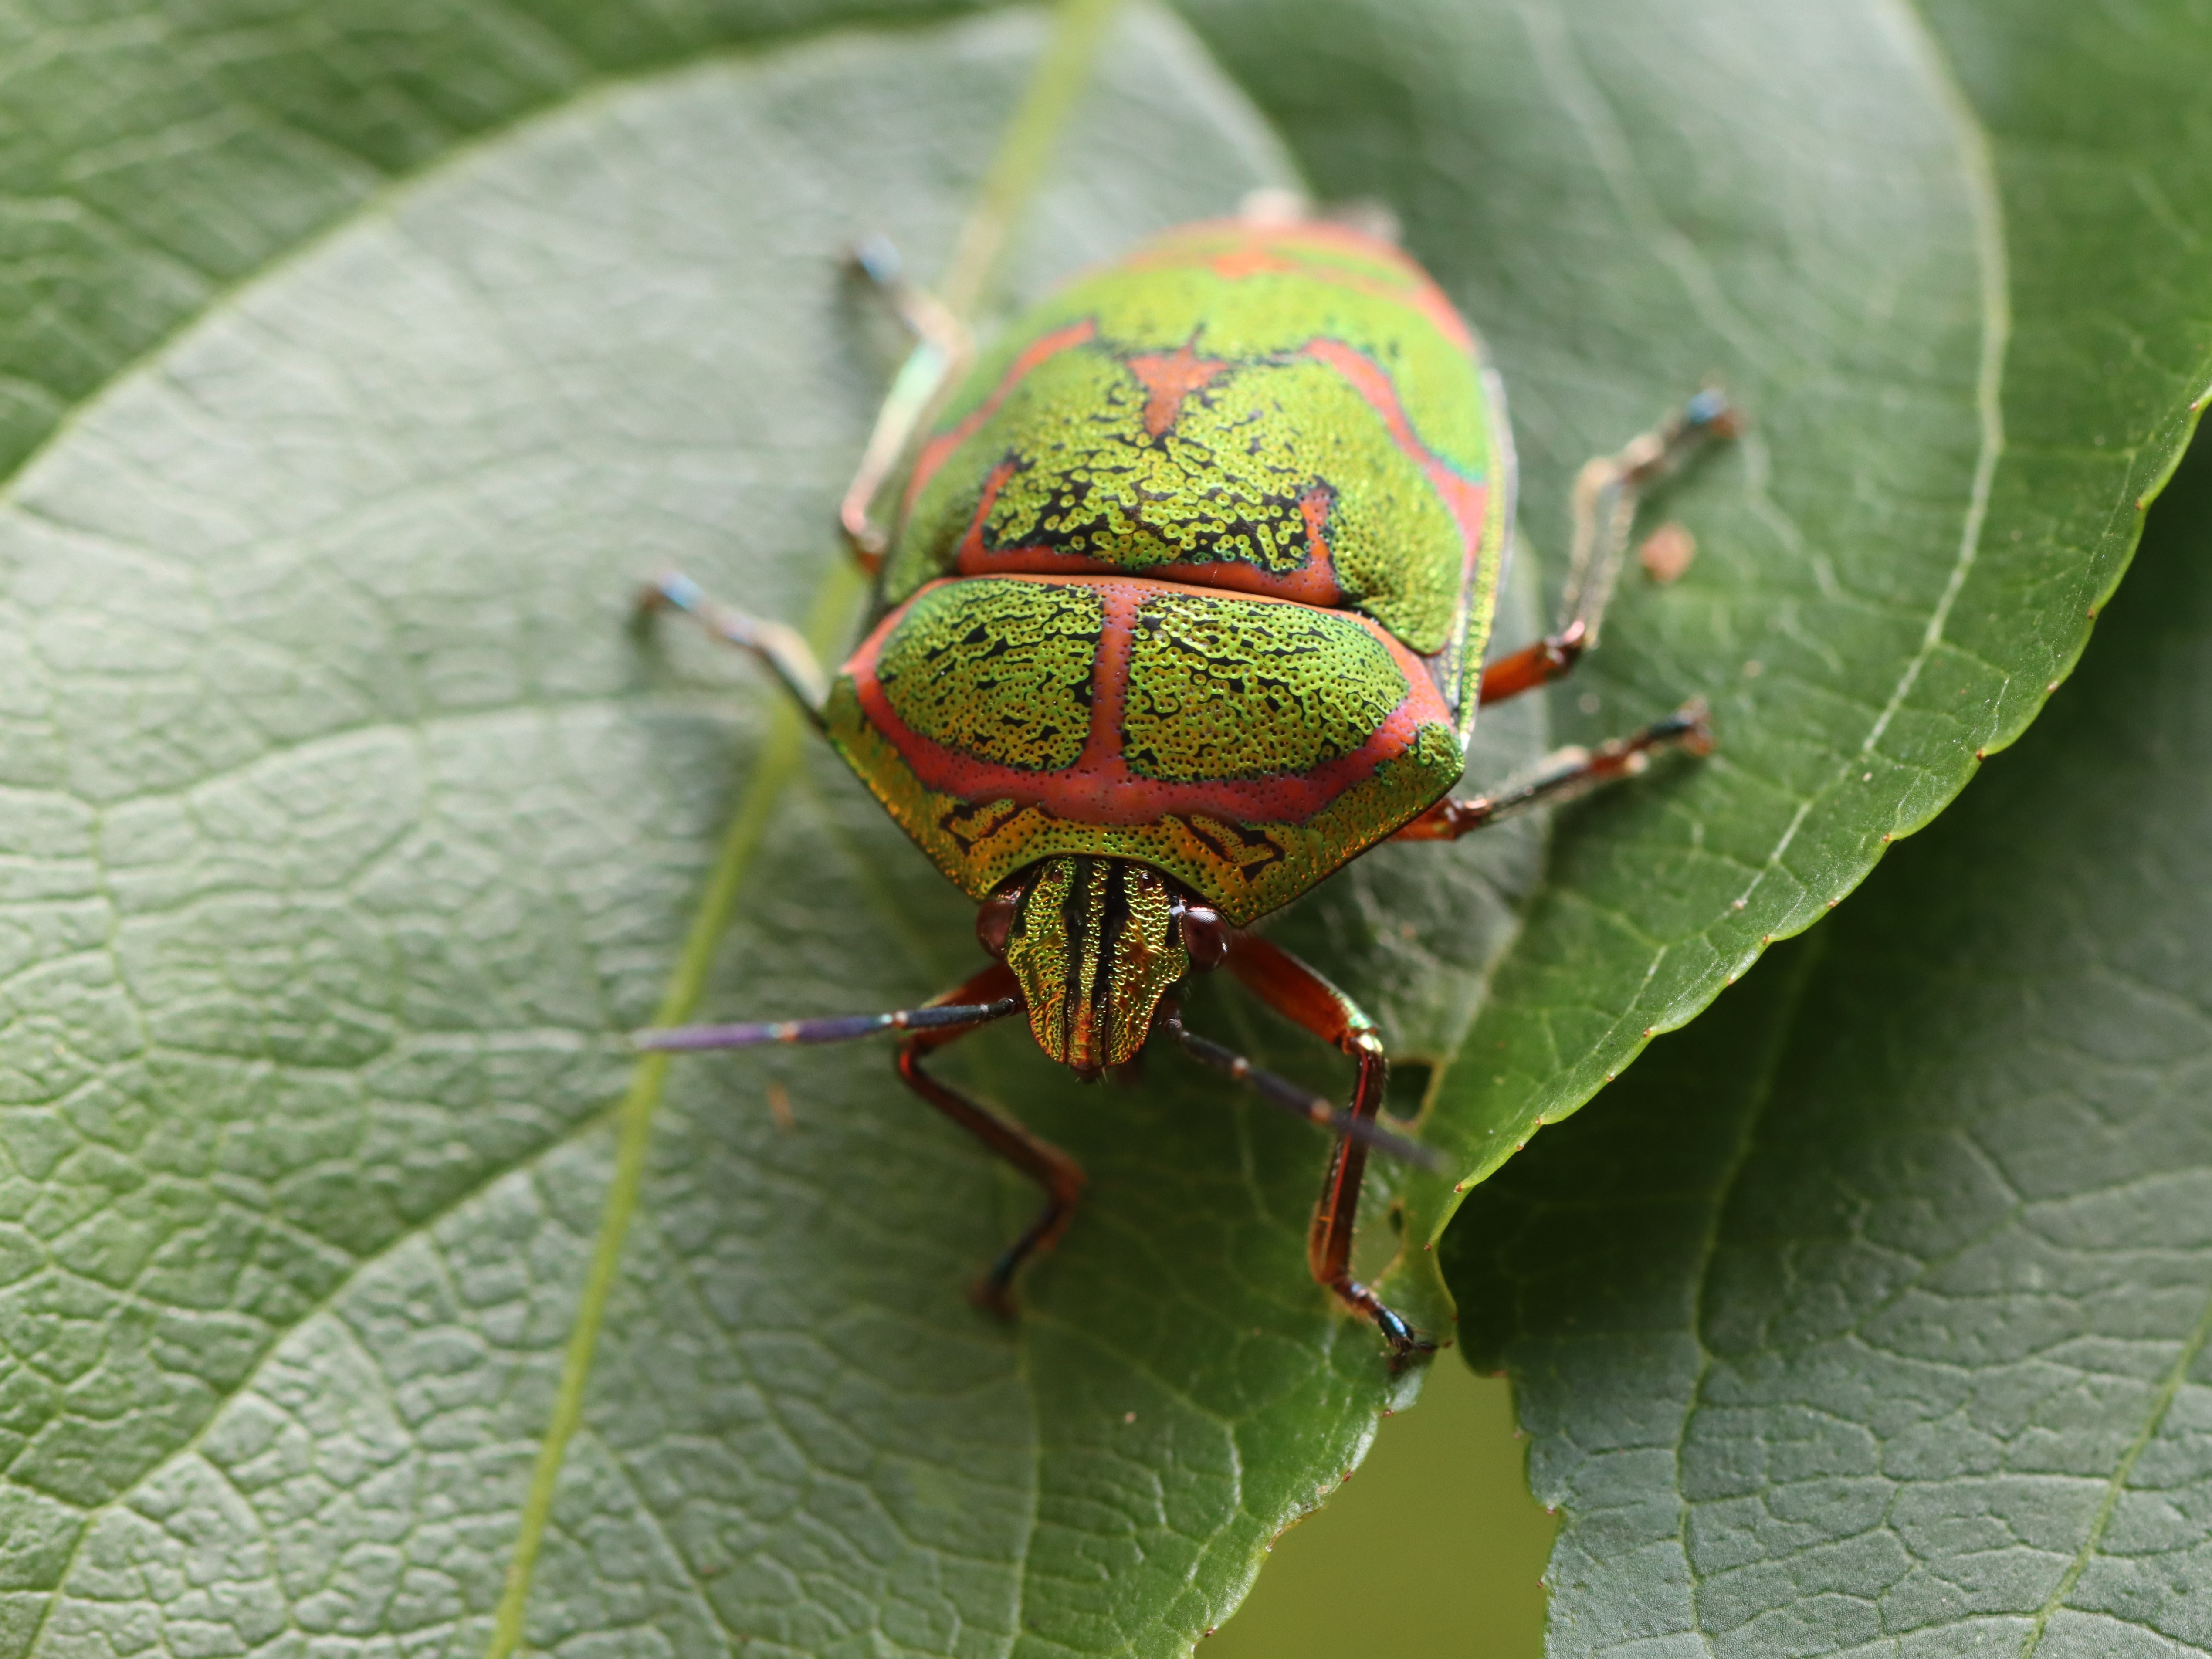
[[4, 0, 2212, 1654], [1179, 0, 2212, 1277], [0, 0, 1020, 484], [0, 8, 1481, 1655]]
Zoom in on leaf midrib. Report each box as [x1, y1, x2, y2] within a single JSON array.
[[0, 21, 978, 1649], [489, 5, 1131, 1649], [487, 585, 850, 1655]]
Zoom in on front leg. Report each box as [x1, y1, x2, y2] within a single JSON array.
[[636, 960, 1081, 1316], [893, 962, 1087, 1316], [1218, 932, 1432, 1361]]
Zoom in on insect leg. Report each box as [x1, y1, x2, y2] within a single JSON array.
[[1159, 1003, 1442, 1169], [635, 569, 830, 731], [640, 962, 1079, 1314], [1393, 700, 1713, 841], [891, 962, 1087, 1316], [839, 235, 973, 571], [1476, 616, 1592, 707], [633, 987, 1019, 1052], [1217, 932, 1434, 1361], [1477, 388, 1741, 708], [1559, 387, 1738, 648]]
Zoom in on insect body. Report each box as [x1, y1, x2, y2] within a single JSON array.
[[639, 209, 1732, 1359], [839, 220, 1495, 942]]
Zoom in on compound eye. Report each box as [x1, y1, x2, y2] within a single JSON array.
[[1178, 905, 1229, 970], [976, 888, 1022, 958]]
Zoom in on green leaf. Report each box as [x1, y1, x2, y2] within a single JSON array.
[[1179, 0, 2212, 1276], [1444, 428, 2212, 1655], [0, 0, 1008, 484], [7, 0, 2212, 1654], [0, 7, 1470, 1654]]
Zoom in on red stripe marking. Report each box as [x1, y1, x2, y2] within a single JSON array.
[[956, 541, 1345, 607], [955, 457, 1024, 568], [1126, 219, 1476, 354], [1126, 341, 1230, 437], [1204, 243, 1297, 282], [1299, 487, 1332, 562], [843, 574, 1455, 829], [1078, 584, 1141, 778], [902, 316, 1097, 515], [1299, 337, 1489, 590]]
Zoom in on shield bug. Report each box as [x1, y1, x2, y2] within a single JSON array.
[[636, 203, 1734, 1360]]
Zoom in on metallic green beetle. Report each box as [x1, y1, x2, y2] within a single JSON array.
[[638, 202, 1733, 1359]]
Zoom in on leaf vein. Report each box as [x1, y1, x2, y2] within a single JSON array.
[[2020, 1280, 2212, 1657]]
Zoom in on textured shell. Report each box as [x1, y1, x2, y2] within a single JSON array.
[[884, 218, 1511, 725], [828, 574, 1462, 923], [827, 218, 1512, 924]]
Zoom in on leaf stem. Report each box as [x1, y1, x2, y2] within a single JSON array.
[[483, 4, 1121, 1649]]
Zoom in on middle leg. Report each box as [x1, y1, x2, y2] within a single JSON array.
[[1394, 700, 1713, 841]]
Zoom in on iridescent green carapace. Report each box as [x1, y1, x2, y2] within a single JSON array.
[[830, 217, 1512, 923]]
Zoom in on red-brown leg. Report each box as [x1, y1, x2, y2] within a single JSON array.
[[1477, 619, 1588, 706], [1395, 701, 1713, 842], [1159, 1002, 1441, 1168], [1476, 388, 1740, 710], [634, 960, 1075, 1315], [895, 961, 1087, 1315], [1220, 934, 1431, 1360]]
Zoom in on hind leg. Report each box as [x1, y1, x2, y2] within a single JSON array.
[[1477, 388, 1741, 707]]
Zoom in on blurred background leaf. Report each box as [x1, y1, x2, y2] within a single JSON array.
[[1204, 1359, 1558, 1658]]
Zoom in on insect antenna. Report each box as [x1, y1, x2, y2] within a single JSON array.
[[635, 998, 1019, 1052]]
